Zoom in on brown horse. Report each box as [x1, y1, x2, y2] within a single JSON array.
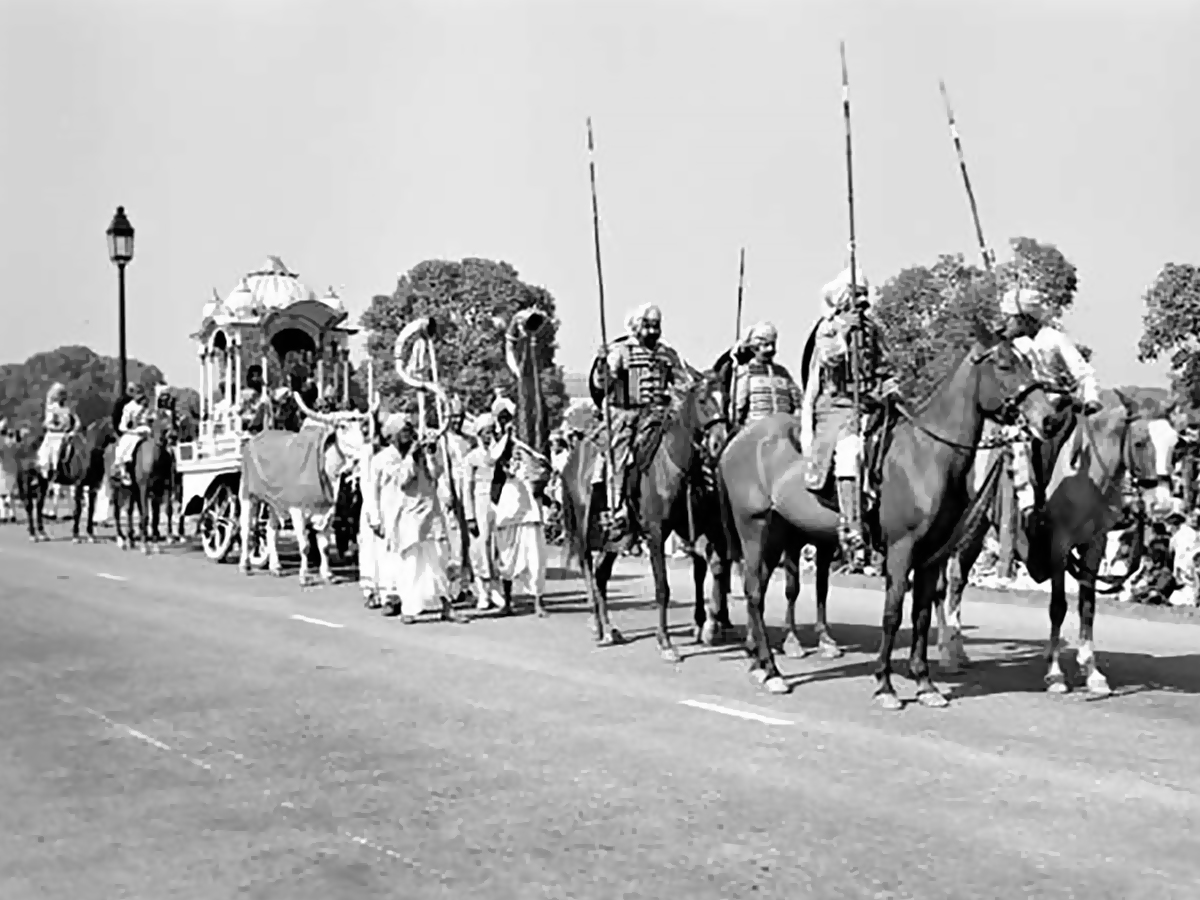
[[720, 325, 1056, 707], [939, 390, 1158, 695], [559, 372, 729, 658], [19, 420, 117, 543], [108, 410, 177, 553]]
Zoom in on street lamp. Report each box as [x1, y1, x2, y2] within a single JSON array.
[[106, 206, 135, 394]]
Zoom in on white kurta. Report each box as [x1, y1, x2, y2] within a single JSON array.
[[490, 433, 548, 597], [364, 443, 449, 616]]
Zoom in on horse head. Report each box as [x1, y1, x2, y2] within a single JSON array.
[[678, 370, 729, 464], [1099, 389, 1159, 503], [970, 322, 1056, 441]]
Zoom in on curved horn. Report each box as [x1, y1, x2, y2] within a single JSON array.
[[393, 317, 443, 393], [505, 308, 546, 376], [292, 389, 364, 427]]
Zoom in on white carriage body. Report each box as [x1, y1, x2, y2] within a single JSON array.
[[176, 256, 357, 560]]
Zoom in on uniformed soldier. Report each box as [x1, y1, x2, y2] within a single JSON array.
[[731, 321, 804, 428]]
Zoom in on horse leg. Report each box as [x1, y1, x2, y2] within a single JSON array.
[[691, 550, 709, 644], [812, 542, 844, 658], [874, 536, 915, 711], [1044, 564, 1070, 694], [742, 515, 788, 694], [266, 508, 283, 576], [86, 486, 98, 542], [292, 509, 312, 585], [940, 540, 981, 673], [781, 543, 808, 658], [908, 564, 949, 708], [647, 523, 679, 663], [150, 489, 163, 554], [1075, 537, 1112, 696], [71, 482, 83, 542], [139, 482, 151, 555], [593, 550, 624, 645], [36, 480, 49, 541], [237, 495, 253, 574], [580, 551, 604, 642]]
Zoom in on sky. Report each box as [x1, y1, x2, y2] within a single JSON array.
[[1, 0, 1197, 391]]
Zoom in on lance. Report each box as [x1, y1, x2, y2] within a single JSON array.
[[840, 41, 869, 555], [734, 247, 746, 341], [938, 79, 994, 272], [586, 118, 618, 513]]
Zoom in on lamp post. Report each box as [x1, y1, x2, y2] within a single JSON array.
[[106, 206, 135, 393]]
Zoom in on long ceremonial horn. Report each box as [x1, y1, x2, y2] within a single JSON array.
[[393, 315, 451, 444]]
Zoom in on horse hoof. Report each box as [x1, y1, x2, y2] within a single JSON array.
[[818, 640, 844, 660], [238, 564, 251, 575], [28, 535, 39, 543], [72, 537, 82, 545], [917, 690, 949, 709], [608, 628, 624, 645], [535, 607, 549, 619], [660, 647, 681, 664], [763, 675, 789, 695], [1086, 672, 1112, 697], [782, 633, 809, 659], [874, 692, 904, 711], [142, 545, 151, 556], [700, 621, 718, 647], [87, 536, 98, 545], [749, 667, 768, 685], [1045, 675, 1069, 694]]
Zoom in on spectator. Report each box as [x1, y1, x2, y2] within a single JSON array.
[[1168, 509, 1200, 606]]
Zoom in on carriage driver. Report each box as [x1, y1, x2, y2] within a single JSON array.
[[591, 303, 693, 540], [731, 321, 804, 428], [38, 382, 81, 481], [112, 382, 154, 485], [999, 285, 1103, 513], [800, 267, 902, 567]]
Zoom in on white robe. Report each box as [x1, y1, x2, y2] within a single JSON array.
[[363, 444, 448, 616], [490, 433, 547, 597]]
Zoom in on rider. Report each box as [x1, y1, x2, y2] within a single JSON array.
[[112, 382, 154, 485], [590, 304, 693, 541], [37, 382, 81, 481], [999, 285, 1103, 515], [800, 266, 902, 567], [731, 321, 805, 429], [235, 364, 271, 434]]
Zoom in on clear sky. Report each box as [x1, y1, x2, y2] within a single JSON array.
[[1, 0, 1196, 390]]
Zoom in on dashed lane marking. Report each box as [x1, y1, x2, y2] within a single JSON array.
[[291, 614, 344, 629], [96, 573, 127, 582], [679, 698, 793, 726]]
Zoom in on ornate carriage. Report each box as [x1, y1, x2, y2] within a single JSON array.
[[175, 256, 359, 562]]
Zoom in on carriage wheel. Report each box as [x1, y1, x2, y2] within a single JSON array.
[[199, 484, 238, 563], [246, 503, 271, 570]]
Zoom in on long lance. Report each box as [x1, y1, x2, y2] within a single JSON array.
[[586, 118, 618, 512], [734, 247, 746, 341], [939, 79, 994, 272], [840, 41, 868, 552]]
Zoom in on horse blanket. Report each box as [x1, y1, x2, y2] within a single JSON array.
[[242, 427, 337, 517]]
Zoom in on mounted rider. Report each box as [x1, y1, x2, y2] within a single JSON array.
[[731, 321, 804, 429], [38, 382, 81, 481], [799, 266, 902, 566], [589, 303, 694, 540], [999, 285, 1102, 514], [112, 382, 154, 485]]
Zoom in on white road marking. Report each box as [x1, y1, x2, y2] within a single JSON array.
[[291, 614, 344, 629], [96, 573, 127, 582], [56, 693, 219, 774], [679, 699, 793, 726]]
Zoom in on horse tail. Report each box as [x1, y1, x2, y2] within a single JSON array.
[[716, 459, 743, 565]]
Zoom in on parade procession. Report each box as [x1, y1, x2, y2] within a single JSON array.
[[5, 7, 1200, 897]]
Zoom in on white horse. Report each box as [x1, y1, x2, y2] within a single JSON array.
[[237, 393, 367, 586]]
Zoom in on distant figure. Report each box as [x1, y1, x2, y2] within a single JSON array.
[[37, 382, 81, 481]]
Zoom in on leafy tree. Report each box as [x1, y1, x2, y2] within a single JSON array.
[[1137, 263, 1200, 406], [995, 236, 1079, 320], [358, 258, 569, 427]]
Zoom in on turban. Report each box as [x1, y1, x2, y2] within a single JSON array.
[[624, 303, 661, 335], [472, 412, 496, 434], [47, 382, 66, 401], [380, 411, 412, 439], [999, 287, 1049, 323], [748, 321, 778, 344], [128, 382, 146, 399], [491, 396, 515, 418], [820, 267, 870, 315], [447, 394, 464, 416]]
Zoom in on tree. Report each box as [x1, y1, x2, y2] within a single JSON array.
[[0, 345, 164, 431], [1137, 263, 1200, 406], [358, 259, 569, 427], [996, 236, 1079, 322]]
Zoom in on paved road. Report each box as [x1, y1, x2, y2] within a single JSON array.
[[2, 525, 1199, 899]]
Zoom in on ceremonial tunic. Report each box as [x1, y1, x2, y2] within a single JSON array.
[[38, 403, 78, 476], [115, 400, 153, 467], [363, 443, 449, 616], [732, 361, 804, 426], [489, 431, 548, 597]]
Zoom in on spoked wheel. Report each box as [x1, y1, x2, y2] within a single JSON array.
[[199, 484, 239, 563], [246, 503, 271, 570]]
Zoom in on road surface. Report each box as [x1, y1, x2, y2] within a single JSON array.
[[2, 524, 1199, 899]]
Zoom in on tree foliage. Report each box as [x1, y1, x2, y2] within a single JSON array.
[[0, 345, 165, 432], [358, 258, 568, 427], [1137, 263, 1200, 406]]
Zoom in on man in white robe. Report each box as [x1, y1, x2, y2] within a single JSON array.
[[364, 412, 467, 624], [462, 412, 505, 611], [489, 396, 549, 617]]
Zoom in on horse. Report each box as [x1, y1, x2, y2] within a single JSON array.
[[719, 323, 1056, 706], [237, 399, 367, 586], [559, 370, 728, 659], [107, 410, 178, 553], [19, 419, 117, 543], [938, 390, 1158, 695]]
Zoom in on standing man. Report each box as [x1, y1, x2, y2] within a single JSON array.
[[463, 412, 504, 611], [364, 411, 467, 624]]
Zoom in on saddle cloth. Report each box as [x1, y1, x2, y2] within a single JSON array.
[[242, 427, 336, 516]]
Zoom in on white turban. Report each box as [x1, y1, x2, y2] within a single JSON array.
[[380, 411, 412, 439], [748, 321, 778, 344], [472, 412, 495, 435], [999, 287, 1049, 323], [820, 267, 870, 315], [491, 396, 515, 418], [623, 303, 661, 335], [47, 382, 66, 402]]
